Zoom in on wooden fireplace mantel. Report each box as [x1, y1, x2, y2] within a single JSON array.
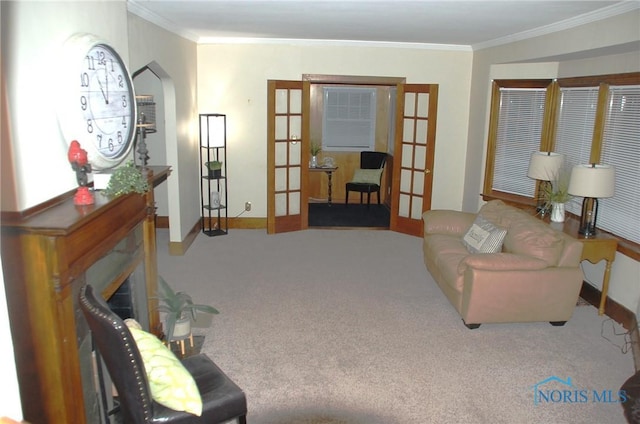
[[1, 165, 170, 424]]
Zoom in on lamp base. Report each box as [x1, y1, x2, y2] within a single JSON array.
[[578, 197, 598, 238]]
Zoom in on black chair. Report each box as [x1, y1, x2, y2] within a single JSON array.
[[79, 284, 247, 424], [345, 151, 387, 206]]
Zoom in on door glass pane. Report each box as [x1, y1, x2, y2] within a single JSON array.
[[412, 170, 424, 194], [289, 115, 302, 140], [404, 93, 415, 116], [275, 116, 288, 140], [399, 193, 410, 217], [275, 193, 287, 216], [289, 141, 301, 166], [289, 192, 300, 214], [275, 89, 289, 114], [275, 142, 288, 167], [275, 168, 287, 191], [416, 119, 428, 144], [416, 93, 429, 118], [289, 167, 301, 191], [414, 145, 426, 169], [289, 89, 302, 114], [403, 118, 414, 141], [400, 169, 412, 192], [411, 196, 423, 219], [402, 145, 413, 168]]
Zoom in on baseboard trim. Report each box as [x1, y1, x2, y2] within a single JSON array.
[[579, 282, 634, 329], [168, 221, 199, 256]]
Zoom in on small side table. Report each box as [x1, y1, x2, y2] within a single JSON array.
[[561, 217, 618, 315], [309, 166, 338, 206]]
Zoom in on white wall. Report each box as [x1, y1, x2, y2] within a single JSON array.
[[465, 10, 640, 312], [2, 0, 131, 210], [127, 14, 199, 242], [197, 43, 473, 216]]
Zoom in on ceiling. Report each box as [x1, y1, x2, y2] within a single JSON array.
[[127, 0, 637, 49]]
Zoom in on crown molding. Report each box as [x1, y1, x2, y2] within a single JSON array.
[[473, 1, 640, 51], [197, 37, 472, 51]]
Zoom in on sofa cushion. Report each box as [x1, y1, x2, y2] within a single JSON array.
[[462, 215, 507, 254], [503, 220, 565, 266]]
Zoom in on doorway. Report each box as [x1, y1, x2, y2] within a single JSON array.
[[267, 77, 437, 236]]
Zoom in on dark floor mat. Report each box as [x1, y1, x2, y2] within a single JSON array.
[[309, 203, 390, 227]]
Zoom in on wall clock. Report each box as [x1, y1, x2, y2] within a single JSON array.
[[57, 33, 137, 170]]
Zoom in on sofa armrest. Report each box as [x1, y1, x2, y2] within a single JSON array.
[[423, 210, 475, 236], [457, 253, 549, 273]]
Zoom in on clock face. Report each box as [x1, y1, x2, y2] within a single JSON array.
[[58, 34, 137, 170]]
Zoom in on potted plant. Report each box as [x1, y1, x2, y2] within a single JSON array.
[[102, 161, 149, 197], [310, 142, 321, 168], [540, 169, 572, 222], [156, 276, 219, 341], [205, 160, 223, 178]]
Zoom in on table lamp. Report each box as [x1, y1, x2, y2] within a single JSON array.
[[567, 163, 615, 237], [527, 151, 564, 215]]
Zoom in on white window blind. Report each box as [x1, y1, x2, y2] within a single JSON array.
[[493, 88, 547, 196], [599, 84, 640, 244], [322, 87, 376, 152], [554, 86, 599, 215]]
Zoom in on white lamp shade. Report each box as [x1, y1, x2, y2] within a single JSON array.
[[568, 164, 615, 198], [527, 152, 564, 181], [200, 114, 226, 147]]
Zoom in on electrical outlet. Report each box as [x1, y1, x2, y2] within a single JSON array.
[[245, 201, 252, 211]]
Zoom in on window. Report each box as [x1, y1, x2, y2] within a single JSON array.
[[484, 73, 640, 247], [322, 86, 376, 151], [554, 86, 599, 216], [599, 84, 640, 243], [484, 80, 554, 201]]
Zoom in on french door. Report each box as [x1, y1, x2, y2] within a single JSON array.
[[390, 84, 438, 236], [267, 80, 437, 236], [267, 80, 310, 234]]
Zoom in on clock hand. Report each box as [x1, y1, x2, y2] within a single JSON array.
[[104, 62, 109, 105], [97, 78, 108, 103]]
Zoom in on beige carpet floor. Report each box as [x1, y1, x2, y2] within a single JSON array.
[[157, 229, 634, 423]]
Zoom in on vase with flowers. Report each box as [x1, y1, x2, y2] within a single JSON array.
[[310, 142, 321, 168], [540, 169, 572, 222]]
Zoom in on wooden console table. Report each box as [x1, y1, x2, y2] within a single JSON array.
[[556, 217, 618, 316], [1, 166, 170, 424]]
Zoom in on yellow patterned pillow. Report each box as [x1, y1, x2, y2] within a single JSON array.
[[126, 324, 202, 416], [351, 168, 383, 184]]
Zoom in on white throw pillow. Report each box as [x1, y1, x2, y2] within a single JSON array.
[[462, 215, 507, 254]]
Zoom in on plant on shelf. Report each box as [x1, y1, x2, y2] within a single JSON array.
[[156, 276, 219, 341], [205, 160, 223, 178], [102, 161, 149, 197]]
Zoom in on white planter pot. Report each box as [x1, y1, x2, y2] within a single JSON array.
[[551, 202, 566, 223], [169, 316, 192, 341]]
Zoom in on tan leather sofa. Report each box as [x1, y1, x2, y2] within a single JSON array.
[[422, 200, 584, 329]]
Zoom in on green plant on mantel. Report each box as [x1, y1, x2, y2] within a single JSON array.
[[102, 161, 149, 197]]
